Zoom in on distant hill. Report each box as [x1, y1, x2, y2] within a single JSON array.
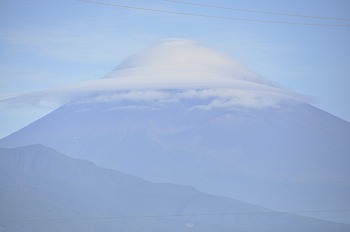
[[1, 144, 349, 232]]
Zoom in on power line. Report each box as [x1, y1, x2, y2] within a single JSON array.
[[77, 0, 350, 27], [2, 209, 350, 223], [164, 0, 350, 21]]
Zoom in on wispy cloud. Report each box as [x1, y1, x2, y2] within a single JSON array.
[[72, 88, 305, 109], [0, 20, 159, 64], [1, 27, 120, 63]]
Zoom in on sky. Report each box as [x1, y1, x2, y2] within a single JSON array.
[[0, 0, 349, 138]]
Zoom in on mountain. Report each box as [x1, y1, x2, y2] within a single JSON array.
[[1, 40, 349, 223], [1, 99, 349, 223], [1, 144, 349, 232]]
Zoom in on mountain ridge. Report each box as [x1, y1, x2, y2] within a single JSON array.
[[1, 144, 349, 232]]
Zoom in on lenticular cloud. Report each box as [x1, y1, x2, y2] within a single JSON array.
[[1, 39, 306, 109]]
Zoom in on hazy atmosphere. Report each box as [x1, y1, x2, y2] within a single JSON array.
[[1, 1, 350, 231]]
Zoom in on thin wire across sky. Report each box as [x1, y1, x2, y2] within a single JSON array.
[[164, 0, 350, 21], [77, 0, 350, 27], [2, 209, 350, 223]]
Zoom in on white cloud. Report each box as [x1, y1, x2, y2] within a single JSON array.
[[0, 23, 155, 64], [1, 27, 114, 63], [0, 40, 308, 110]]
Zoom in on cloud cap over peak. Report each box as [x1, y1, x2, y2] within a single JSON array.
[[1, 39, 307, 109], [104, 39, 271, 87]]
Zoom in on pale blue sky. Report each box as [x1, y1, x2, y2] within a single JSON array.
[[0, 0, 349, 138]]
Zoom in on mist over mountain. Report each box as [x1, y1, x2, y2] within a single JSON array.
[[1, 40, 349, 225], [1, 144, 349, 232]]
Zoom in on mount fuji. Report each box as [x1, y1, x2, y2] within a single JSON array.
[[1, 40, 349, 224]]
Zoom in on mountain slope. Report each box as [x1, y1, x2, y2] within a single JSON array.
[[1, 100, 349, 223], [1, 144, 349, 232]]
